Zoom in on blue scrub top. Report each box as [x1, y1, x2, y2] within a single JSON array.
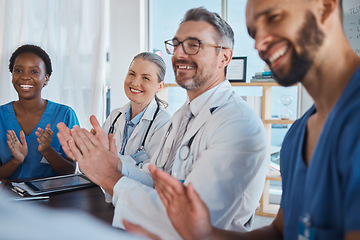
[[0, 100, 79, 179], [280, 65, 360, 239]]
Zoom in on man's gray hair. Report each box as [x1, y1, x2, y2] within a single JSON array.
[[181, 7, 234, 50]]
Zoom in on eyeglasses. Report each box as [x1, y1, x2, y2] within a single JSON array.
[[164, 38, 227, 55]]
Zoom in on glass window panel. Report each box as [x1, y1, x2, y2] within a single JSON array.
[[149, 0, 221, 115], [167, 86, 188, 114], [271, 124, 292, 147], [149, 0, 221, 82], [227, 0, 265, 82]]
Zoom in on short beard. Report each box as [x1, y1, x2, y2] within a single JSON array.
[[173, 60, 209, 91], [273, 11, 324, 87], [177, 76, 207, 90]]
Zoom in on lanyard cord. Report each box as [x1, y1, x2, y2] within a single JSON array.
[[107, 101, 160, 150]]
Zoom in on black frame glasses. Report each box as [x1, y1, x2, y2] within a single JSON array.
[[164, 38, 227, 55]]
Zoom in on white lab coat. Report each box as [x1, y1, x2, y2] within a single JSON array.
[[0, 191, 144, 240], [102, 99, 170, 202], [102, 98, 170, 166], [112, 80, 269, 239]]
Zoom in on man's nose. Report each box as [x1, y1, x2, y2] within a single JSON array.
[[173, 42, 187, 58], [254, 27, 274, 53]]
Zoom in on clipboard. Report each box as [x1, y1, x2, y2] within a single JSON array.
[[11, 174, 95, 196]]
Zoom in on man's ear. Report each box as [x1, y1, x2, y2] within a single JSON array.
[[221, 48, 233, 68], [320, 0, 338, 23]]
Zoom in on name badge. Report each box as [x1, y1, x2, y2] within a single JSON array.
[[131, 149, 149, 166], [298, 214, 315, 240]]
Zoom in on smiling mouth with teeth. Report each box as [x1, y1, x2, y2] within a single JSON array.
[[20, 85, 34, 88], [177, 65, 195, 70], [268, 46, 288, 64], [130, 88, 143, 93]]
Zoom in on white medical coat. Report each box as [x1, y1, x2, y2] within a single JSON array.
[[102, 98, 170, 166], [112, 80, 269, 239]]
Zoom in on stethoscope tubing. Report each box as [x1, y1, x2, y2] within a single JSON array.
[[107, 101, 160, 151]]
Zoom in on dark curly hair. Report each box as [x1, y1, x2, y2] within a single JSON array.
[[9, 44, 52, 76]]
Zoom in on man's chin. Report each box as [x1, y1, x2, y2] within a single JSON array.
[[270, 67, 297, 86], [177, 80, 199, 90], [272, 71, 304, 86]]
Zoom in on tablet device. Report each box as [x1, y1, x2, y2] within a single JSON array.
[[24, 174, 94, 193]]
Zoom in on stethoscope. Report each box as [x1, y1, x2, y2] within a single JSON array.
[[178, 106, 217, 160], [178, 130, 199, 160], [107, 101, 160, 152], [156, 121, 199, 168], [155, 106, 218, 168]]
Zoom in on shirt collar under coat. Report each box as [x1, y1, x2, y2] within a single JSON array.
[[177, 79, 233, 145], [118, 98, 159, 122], [124, 104, 147, 125], [186, 79, 232, 117]]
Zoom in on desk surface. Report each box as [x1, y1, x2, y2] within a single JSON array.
[[3, 182, 114, 225]]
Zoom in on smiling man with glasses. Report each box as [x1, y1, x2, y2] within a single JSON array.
[[57, 7, 269, 239], [164, 38, 228, 55]]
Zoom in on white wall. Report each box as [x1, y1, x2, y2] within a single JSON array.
[[298, 85, 313, 117], [109, 0, 148, 110]]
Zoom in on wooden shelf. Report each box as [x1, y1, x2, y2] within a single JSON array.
[[230, 81, 278, 87], [264, 119, 295, 124], [164, 83, 179, 87], [266, 170, 282, 181], [236, 81, 298, 218], [256, 170, 281, 218], [164, 81, 279, 88]]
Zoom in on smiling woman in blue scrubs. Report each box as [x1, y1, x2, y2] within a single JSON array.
[[0, 45, 79, 179]]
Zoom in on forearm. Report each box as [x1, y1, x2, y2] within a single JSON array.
[[210, 224, 283, 240], [40, 147, 75, 174], [99, 172, 123, 196], [0, 159, 22, 179], [210, 210, 284, 240]]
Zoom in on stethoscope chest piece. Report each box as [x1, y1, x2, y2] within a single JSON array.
[[179, 145, 190, 161]]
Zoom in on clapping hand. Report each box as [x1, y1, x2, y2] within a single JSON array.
[[36, 124, 53, 153], [149, 165, 213, 240], [57, 115, 122, 194], [7, 130, 28, 163], [123, 165, 213, 240]]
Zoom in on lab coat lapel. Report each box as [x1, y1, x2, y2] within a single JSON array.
[[113, 104, 128, 149], [168, 102, 188, 143], [181, 80, 233, 144], [181, 108, 210, 144], [127, 99, 157, 143], [154, 101, 188, 168]]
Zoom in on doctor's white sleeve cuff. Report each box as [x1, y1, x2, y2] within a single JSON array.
[[120, 159, 130, 176], [112, 177, 125, 208]]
